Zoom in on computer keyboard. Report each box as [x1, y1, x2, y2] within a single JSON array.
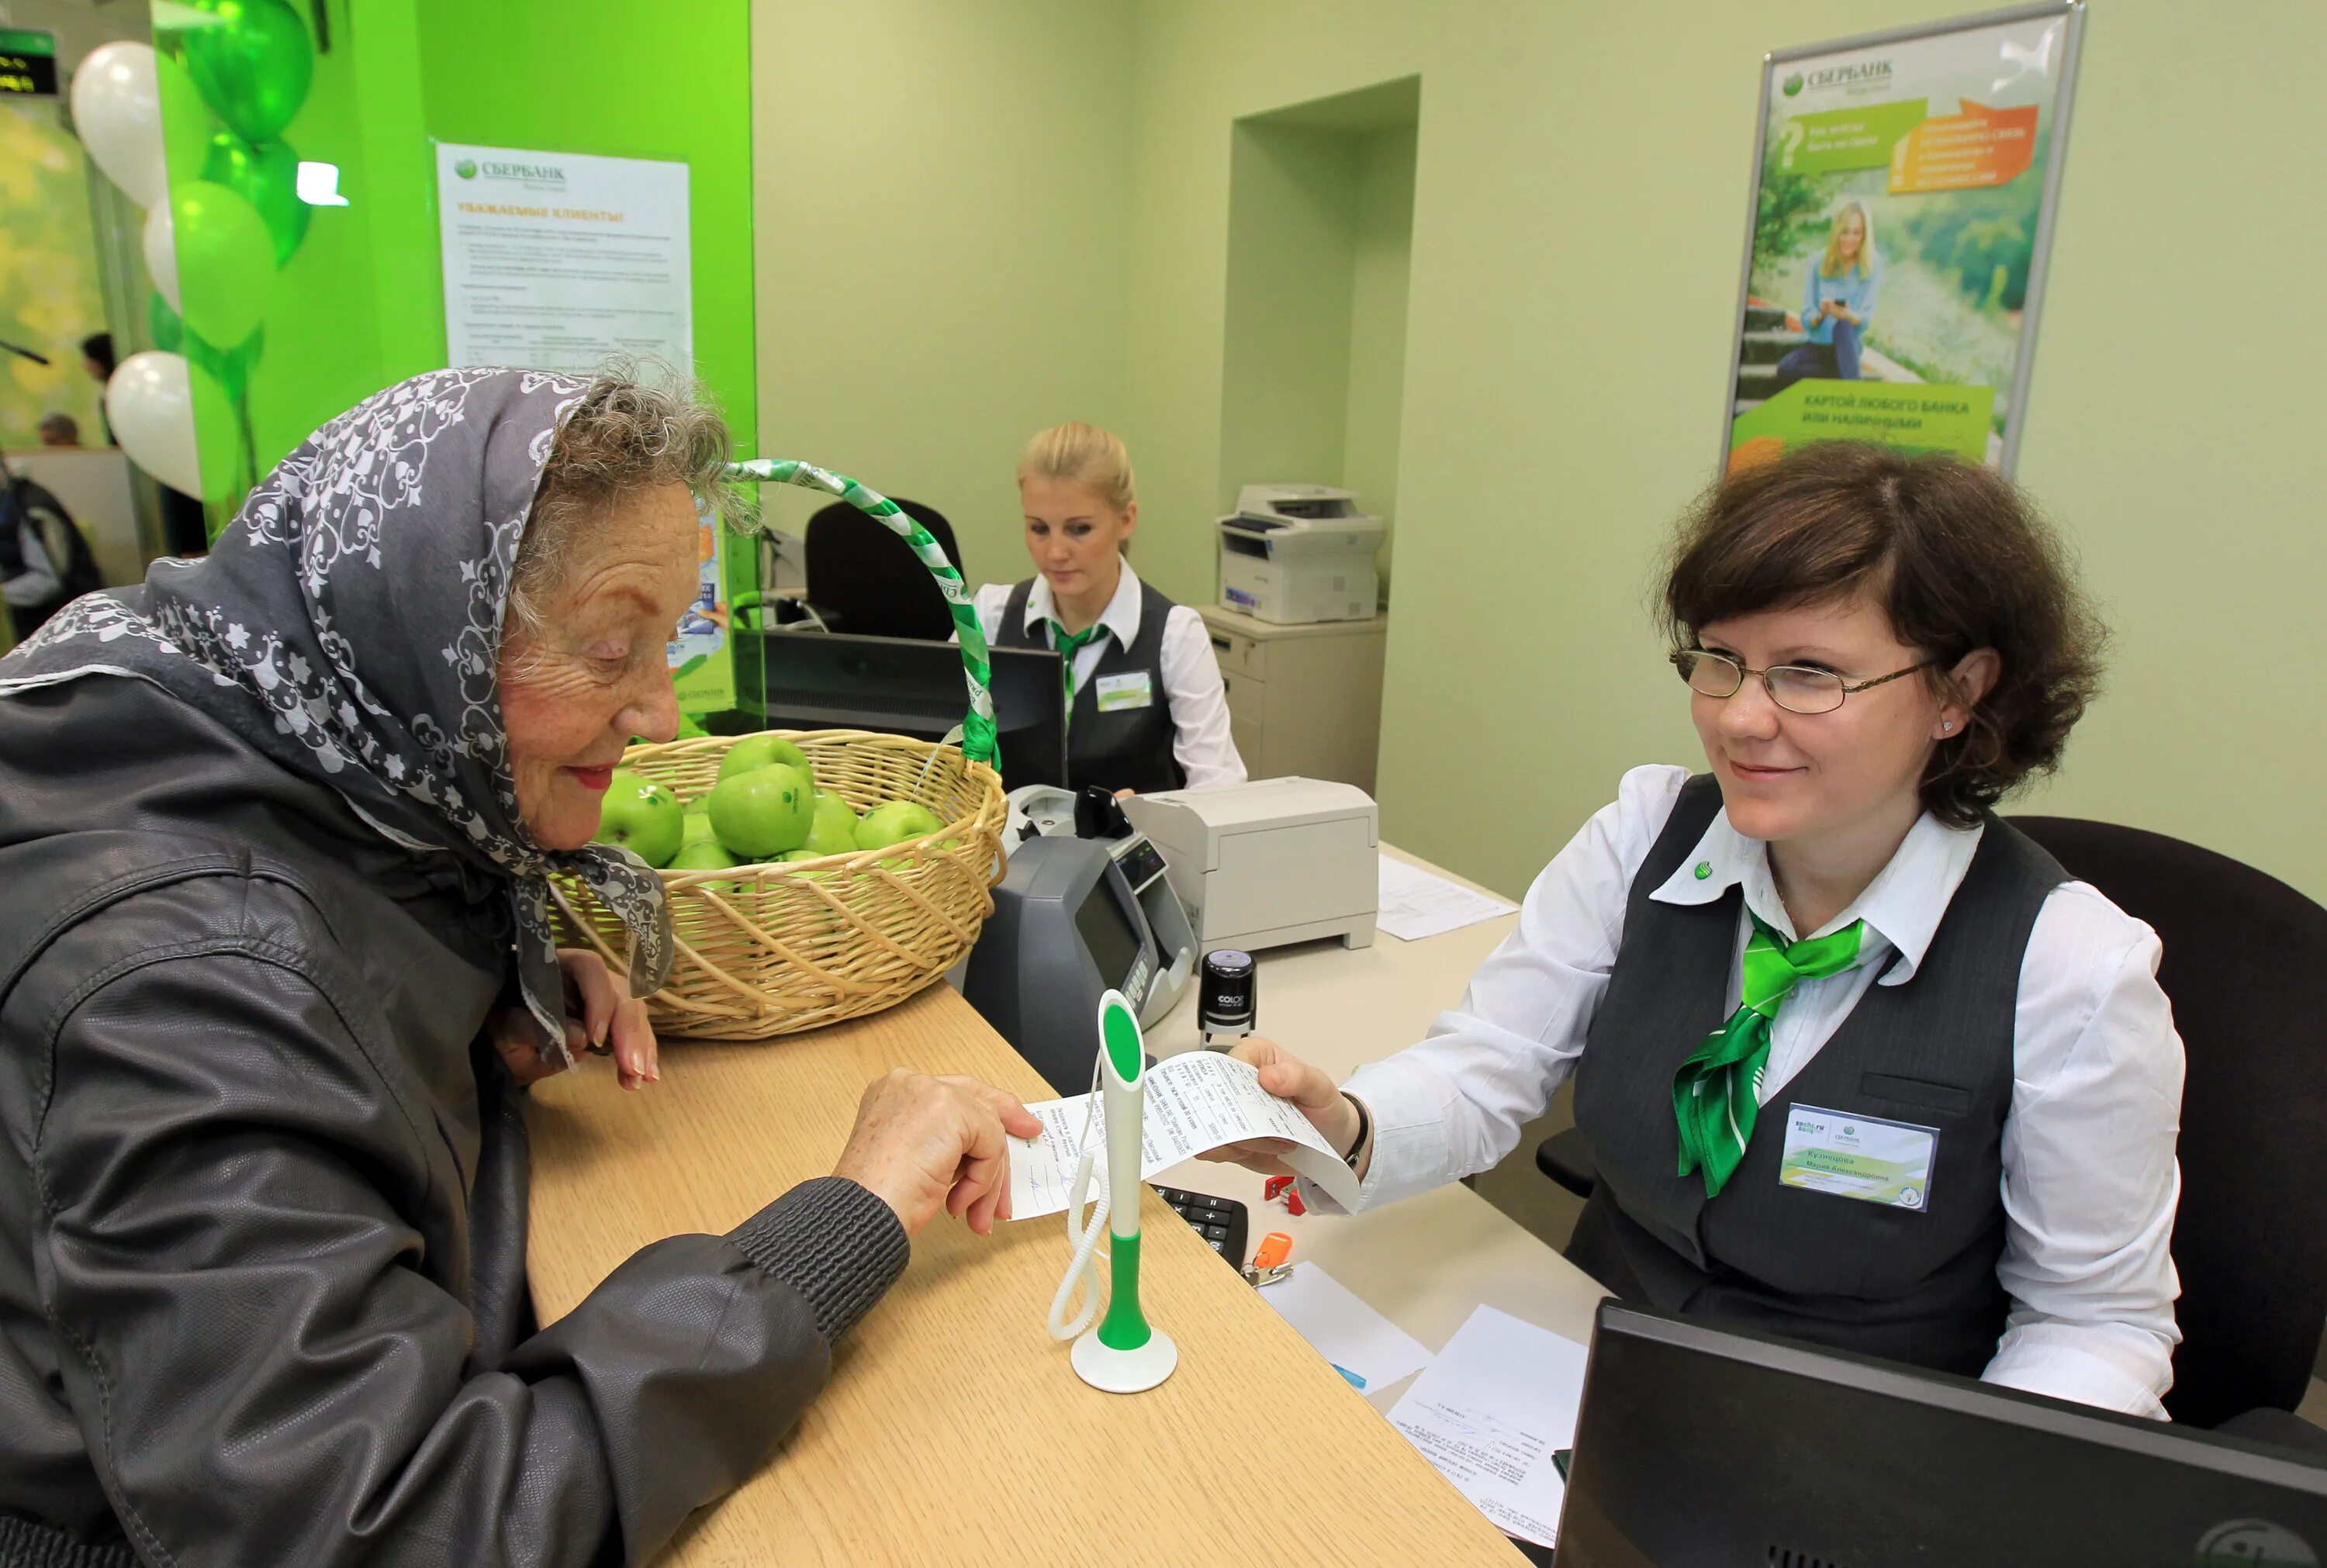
[[1153, 1185, 1249, 1268]]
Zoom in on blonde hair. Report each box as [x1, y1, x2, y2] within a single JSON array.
[[1017, 422, 1136, 514], [1818, 201, 1876, 279]]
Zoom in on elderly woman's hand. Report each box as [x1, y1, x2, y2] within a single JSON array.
[[489, 949, 660, 1090], [832, 1071, 1042, 1238]]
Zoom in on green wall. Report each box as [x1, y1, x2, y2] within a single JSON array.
[[1119, 0, 2327, 905], [746, 0, 1133, 583]]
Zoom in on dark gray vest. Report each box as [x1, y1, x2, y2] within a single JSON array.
[[1566, 774, 2067, 1376], [997, 575, 1184, 796]]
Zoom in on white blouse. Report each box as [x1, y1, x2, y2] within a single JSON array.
[[1316, 764, 2186, 1419]]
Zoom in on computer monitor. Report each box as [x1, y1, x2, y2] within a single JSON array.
[[1554, 1301, 2327, 1566], [730, 627, 1067, 790]]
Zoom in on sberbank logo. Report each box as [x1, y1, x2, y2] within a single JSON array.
[[479, 160, 566, 183], [454, 158, 476, 179], [1782, 73, 1803, 95], [2195, 1518, 2318, 1566], [1801, 58, 1893, 90]]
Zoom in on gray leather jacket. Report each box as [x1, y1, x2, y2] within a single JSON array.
[[0, 677, 908, 1566]]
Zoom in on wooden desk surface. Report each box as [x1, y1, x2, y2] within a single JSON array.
[[527, 982, 1524, 1566]]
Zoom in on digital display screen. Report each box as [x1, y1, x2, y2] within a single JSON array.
[[1074, 876, 1145, 993], [1113, 836, 1167, 893]]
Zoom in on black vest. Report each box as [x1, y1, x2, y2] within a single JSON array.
[[1566, 774, 2067, 1376], [0, 477, 102, 634], [995, 575, 1184, 796]]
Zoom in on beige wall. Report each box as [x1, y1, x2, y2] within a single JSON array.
[[1120, 0, 2327, 903], [748, 0, 1134, 584], [754, 1, 2327, 903]]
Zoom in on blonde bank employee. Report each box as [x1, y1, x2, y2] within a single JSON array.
[[976, 423, 1246, 795], [1205, 442, 2186, 1418]]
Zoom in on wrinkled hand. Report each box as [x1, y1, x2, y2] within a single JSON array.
[[488, 949, 659, 1090], [832, 1071, 1042, 1238], [1194, 1036, 1362, 1177]]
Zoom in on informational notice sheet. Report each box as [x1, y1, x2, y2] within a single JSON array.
[[1377, 854, 1517, 942], [1385, 1305, 1589, 1549], [1255, 1262, 1435, 1394], [1005, 1050, 1359, 1221], [436, 143, 692, 375]]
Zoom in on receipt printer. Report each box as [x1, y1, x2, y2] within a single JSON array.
[[1122, 777, 1377, 952], [1217, 483, 1385, 624]]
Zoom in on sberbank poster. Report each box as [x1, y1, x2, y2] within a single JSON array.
[[1724, 5, 2083, 474]]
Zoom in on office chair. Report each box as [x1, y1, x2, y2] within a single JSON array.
[[1536, 816, 2327, 1434], [802, 496, 963, 641]]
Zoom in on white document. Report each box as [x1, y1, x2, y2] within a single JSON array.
[[437, 143, 693, 375], [1386, 1305, 1589, 1549], [1377, 855, 1517, 942], [1005, 1050, 1359, 1221], [1255, 1262, 1434, 1394]]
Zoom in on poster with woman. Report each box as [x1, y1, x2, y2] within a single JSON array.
[[1722, 4, 2083, 474]]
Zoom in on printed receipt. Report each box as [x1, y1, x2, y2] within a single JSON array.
[[1005, 1051, 1360, 1220]]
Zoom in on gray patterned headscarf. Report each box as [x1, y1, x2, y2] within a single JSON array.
[[0, 368, 671, 1067]]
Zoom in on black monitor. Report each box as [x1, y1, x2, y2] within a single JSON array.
[[1553, 1301, 2327, 1566], [730, 627, 1066, 790]]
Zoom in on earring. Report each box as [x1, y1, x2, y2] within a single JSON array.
[[1942, 720, 1955, 732]]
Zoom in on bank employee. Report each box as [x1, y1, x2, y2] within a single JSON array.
[[975, 422, 1246, 795], [1208, 442, 2184, 1418]]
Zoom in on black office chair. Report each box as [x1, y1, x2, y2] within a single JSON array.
[[802, 496, 963, 641], [1537, 815, 2327, 1433]]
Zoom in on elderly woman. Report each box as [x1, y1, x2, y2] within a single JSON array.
[[0, 369, 1036, 1565]]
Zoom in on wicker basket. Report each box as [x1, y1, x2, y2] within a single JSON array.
[[548, 730, 1008, 1041]]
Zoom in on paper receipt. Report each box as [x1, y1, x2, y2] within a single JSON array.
[[1005, 1050, 1360, 1220]]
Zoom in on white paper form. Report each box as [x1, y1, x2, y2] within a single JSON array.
[[1255, 1262, 1434, 1394], [1377, 855, 1517, 942], [1005, 1050, 1359, 1221], [1385, 1305, 1589, 1549]]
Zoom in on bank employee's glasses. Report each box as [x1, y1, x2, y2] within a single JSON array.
[[1671, 649, 1934, 716]]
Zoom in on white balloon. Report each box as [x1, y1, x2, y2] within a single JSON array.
[[71, 41, 169, 209], [106, 351, 204, 497], [141, 199, 182, 313]]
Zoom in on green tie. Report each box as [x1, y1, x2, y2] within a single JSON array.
[[1046, 620, 1111, 727], [1672, 914, 1866, 1199]]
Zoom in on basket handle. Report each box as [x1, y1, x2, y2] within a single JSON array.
[[725, 459, 997, 767]]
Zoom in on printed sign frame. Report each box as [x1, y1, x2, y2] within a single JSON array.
[[1718, 2, 2086, 476]]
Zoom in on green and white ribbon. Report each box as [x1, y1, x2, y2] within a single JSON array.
[[724, 458, 997, 767]]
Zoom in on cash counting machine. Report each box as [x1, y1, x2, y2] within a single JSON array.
[[963, 779, 1379, 1089]]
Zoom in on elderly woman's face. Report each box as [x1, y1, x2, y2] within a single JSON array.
[[500, 482, 699, 849]]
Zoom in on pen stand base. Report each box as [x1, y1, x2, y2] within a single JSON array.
[[1071, 1326, 1178, 1394]]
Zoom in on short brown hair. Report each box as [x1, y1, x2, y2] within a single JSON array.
[[1662, 442, 2104, 827]]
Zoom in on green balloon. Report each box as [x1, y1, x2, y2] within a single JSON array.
[[201, 130, 309, 264], [184, 323, 265, 403], [147, 291, 185, 354], [186, 357, 241, 502], [178, 0, 314, 143], [169, 180, 275, 350], [154, 50, 216, 188]]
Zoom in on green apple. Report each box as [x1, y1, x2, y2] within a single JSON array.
[[855, 800, 945, 851], [707, 761, 815, 858], [668, 839, 742, 892], [680, 804, 717, 846], [804, 791, 860, 856], [780, 848, 826, 862], [593, 768, 684, 867], [718, 733, 811, 782]]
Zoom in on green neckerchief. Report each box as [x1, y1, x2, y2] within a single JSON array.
[[1671, 911, 1867, 1198], [1046, 618, 1111, 728]]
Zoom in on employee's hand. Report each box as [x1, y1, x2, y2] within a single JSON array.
[[488, 949, 659, 1090], [833, 1070, 1042, 1238], [1195, 1037, 1364, 1176]]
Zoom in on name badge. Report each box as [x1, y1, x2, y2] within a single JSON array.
[[1094, 672, 1154, 712], [1777, 1104, 1938, 1211]]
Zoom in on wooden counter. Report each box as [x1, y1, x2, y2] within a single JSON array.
[[526, 982, 1525, 1566]]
